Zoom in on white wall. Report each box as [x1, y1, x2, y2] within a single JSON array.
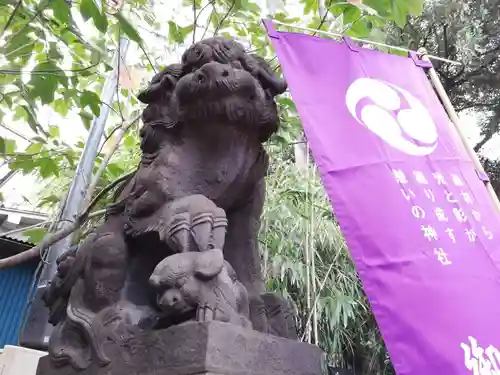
[[0, 346, 46, 375]]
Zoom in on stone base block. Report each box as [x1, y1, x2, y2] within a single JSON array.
[[36, 322, 326, 375]]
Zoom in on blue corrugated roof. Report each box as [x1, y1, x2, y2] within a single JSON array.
[[0, 237, 38, 348], [0, 234, 35, 247]]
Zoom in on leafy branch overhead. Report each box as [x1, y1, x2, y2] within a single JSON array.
[[0, 0, 426, 183], [0, 0, 143, 176]]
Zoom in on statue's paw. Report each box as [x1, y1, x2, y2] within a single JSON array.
[[164, 195, 228, 252], [55, 246, 78, 278]]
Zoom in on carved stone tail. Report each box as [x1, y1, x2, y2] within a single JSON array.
[[48, 279, 112, 370]]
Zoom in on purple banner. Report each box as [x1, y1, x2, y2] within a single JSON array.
[[264, 20, 500, 375]]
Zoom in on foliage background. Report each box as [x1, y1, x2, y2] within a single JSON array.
[[1, 0, 498, 373]]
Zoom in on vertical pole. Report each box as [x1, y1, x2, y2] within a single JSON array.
[[19, 37, 130, 351], [294, 140, 308, 172], [304, 141, 311, 344], [310, 164, 318, 345], [419, 49, 500, 213], [43, 36, 130, 278]]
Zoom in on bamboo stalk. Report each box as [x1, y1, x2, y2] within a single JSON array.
[[304, 140, 312, 344], [310, 165, 318, 345], [419, 48, 500, 213], [300, 261, 335, 342]]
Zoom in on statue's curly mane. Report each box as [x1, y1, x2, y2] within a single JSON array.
[[137, 37, 286, 155]]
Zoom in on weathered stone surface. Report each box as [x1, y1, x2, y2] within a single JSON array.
[[40, 36, 297, 373], [36, 322, 326, 375]]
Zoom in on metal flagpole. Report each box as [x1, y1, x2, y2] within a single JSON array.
[[418, 48, 500, 214], [19, 37, 130, 350]]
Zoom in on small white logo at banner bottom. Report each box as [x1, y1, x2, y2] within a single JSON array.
[[461, 336, 500, 375], [345, 78, 438, 156]]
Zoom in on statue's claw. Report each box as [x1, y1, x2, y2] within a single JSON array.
[[196, 303, 214, 322], [164, 195, 228, 253]]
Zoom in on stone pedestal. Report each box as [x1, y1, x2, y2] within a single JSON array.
[[36, 322, 326, 375]]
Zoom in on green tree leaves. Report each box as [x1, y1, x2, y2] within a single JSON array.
[[80, 0, 108, 33], [24, 228, 48, 244], [168, 21, 194, 44], [114, 12, 142, 43], [0, 0, 145, 191], [80, 90, 101, 116], [39, 157, 60, 178], [28, 62, 65, 105], [0, 137, 17, 155], [362, 0, 424, 26], [4, 31, 35, 61], [13, 105, 43, 134], [49, 0, 71, 25]]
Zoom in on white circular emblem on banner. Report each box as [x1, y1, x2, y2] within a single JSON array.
[[345, 78, 438, 156]]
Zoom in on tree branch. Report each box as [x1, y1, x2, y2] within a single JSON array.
[[3, 0, 53, 47], [454, 44, 500, 86], [201, 4, 215, 40], [0, 60, 100, 75], [312, 0, 333, 36], [116, 32, 125, 122], [0, 113, 141, 269], [1, 218, 52, 237], [443, 23, 449, 58], [192, 0, 197, 43], [194, 0, 214, 42], [458, 101, 498, 112], [86, 171, 134, 211], [474, 136, 490, 153], [139, 43, 157, 75], [213, 0, 235, 35], [0, 0, 23, 40], [0, 171, 134, 270], [448, 64, 465, 80], [420, 24, 434, 48], [0, 209, 105, 269]]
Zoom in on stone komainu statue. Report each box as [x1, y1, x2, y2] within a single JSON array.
[[42, 37, 297, 371]]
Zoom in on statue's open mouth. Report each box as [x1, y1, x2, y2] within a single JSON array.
[[153, 308, 197, 329]]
